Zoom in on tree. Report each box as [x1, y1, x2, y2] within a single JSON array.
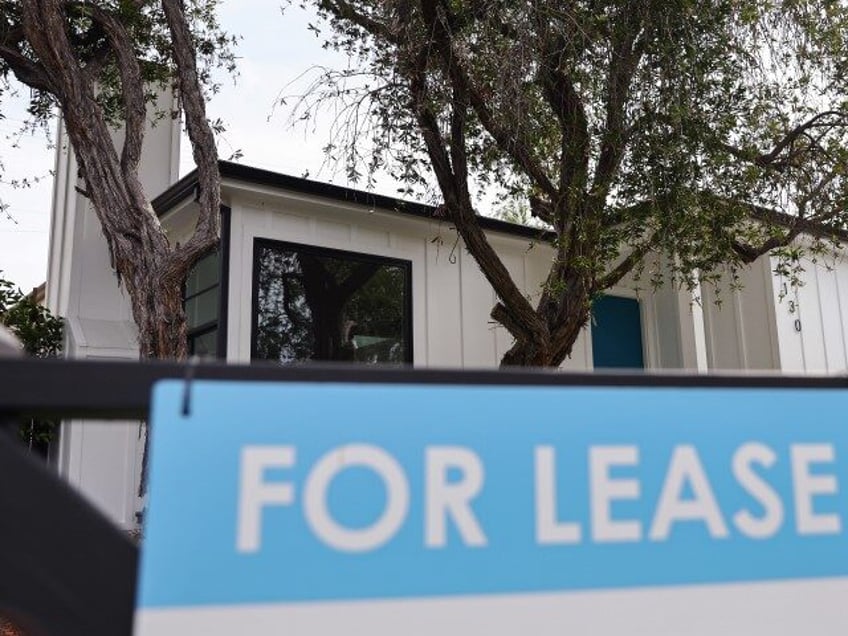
[[0, 277, 62, 358], [0, 0, 234, 359], [299, 0, 848, 366]]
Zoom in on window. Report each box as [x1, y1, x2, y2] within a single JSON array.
[[184, 251, 219, 358], [252, 239, 412, 364]]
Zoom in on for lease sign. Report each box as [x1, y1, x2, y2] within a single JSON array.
[[135, 380, 848, 635]]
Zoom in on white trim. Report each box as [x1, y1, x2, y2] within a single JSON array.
[[228, 199, 428, 366], [135, 578, 848, 636]]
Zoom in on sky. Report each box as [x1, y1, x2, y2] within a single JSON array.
[[0, 1, 404, 292]]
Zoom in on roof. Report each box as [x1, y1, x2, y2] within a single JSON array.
[[155, 161, 848, 248], [151, 160, 554, 242]]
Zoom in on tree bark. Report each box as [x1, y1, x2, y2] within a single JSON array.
[[6, 0, 222, 360], [500, 271, 593, 368]]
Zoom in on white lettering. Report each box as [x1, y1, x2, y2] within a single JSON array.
[[590, 446, 641, 542], [649, 445, 729, 540], [732, 443, 783, 539], [791, 444, 841, 535], [425, 447, 487, 547], [304, 444, 409, 552], [534, 446, 582, 544], [236, 446, 296, 553]]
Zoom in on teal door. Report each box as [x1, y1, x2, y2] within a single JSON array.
[[591, 295, 645, 369]]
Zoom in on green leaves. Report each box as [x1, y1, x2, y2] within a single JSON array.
[[299, 1, 848, 363], [0, 274, 62, 358], [0, 0, 238, 126]]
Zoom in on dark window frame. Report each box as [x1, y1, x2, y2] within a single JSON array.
[[217, 206, 232, 359], [187, 323, 218, 357], [179, 206, 231, 361], [250, 237, 414, 364], [183, 250, 220, 358]]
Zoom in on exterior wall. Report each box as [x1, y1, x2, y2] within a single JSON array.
[[771, 253, 848, 374], [46, 148, 848, 531], [221, 183, 701, 371], [698, 250, 848, 375], [48, 94, 181, 529], [700, 258, 781, 371], [47, 95, 848, 528]]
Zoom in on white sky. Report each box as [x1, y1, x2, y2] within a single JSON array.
[[0, 1, 407, 292]]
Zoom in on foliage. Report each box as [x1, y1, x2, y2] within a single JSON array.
[[0, 277, 62, 357], [0, 1, 233, 359], [0, 273, 63, 449], [0, 0, 237, 128], [294, 0, 848, 365]]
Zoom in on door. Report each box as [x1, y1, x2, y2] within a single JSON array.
[[591, 295, 645, 369]]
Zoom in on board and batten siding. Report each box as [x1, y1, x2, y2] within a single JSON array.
[[699, 258, 781, 371], [48, 95, 180, 530], [771, 253, 848, 374], [698, 250, 848, 374], [222, 183, 700, 371]]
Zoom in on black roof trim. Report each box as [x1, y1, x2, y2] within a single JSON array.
[[151, 169, 200, 215], [152, 160, 555, 242]]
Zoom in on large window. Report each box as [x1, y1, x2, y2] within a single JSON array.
[[184, 251, 219, 358], [252, 239, 412, 364]]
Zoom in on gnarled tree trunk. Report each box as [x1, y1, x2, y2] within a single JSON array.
[[4, 0, 223, 360]]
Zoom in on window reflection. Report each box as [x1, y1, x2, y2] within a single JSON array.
[[252, 241, 411, 364]]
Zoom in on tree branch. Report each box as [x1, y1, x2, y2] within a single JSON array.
[[529, 195, 556, 226], [532, 15, 590, 207], [595, 236, 656, 290], [161, 0, 221, 275], [719, 111, 848, 169], [419, 0, 558, 200], [592, 2, 646, 199], [0, 44, 55, 92], [406, 33, 547, 345], [0, 19, 56, 93], [69, 2, 146, 180], [318, 0, 400, 44]]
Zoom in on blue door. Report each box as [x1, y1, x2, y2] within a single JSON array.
[[591, 295, 645, 369]]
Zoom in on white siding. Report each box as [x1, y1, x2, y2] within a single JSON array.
[[49, 92, 180, 530], [425, 230, 464, 367], [224, 186, 694, 371], [57, 415, 144, 530], [699, 251, 848, 375], [772, 253, 848, 374], [701, 259, 780, 371], [459, 247, 498, 367]]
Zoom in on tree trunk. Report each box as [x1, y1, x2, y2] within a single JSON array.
[[500, 307, 591, 368], [499, 266, 594, 368], [132, 273, 189, 360], [4, 0, 223, 362]]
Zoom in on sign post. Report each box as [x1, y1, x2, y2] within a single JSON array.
[[135, 378, 848, 635]]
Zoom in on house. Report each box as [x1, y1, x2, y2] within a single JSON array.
[[44, 107, 848, 530]]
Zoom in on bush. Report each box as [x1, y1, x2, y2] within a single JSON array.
[[0, 273, 63, 452]]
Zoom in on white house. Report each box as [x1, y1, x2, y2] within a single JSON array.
[[44, 109, 848, 529]]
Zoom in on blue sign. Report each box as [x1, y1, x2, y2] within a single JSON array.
[[138, 380, 848, 613]]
